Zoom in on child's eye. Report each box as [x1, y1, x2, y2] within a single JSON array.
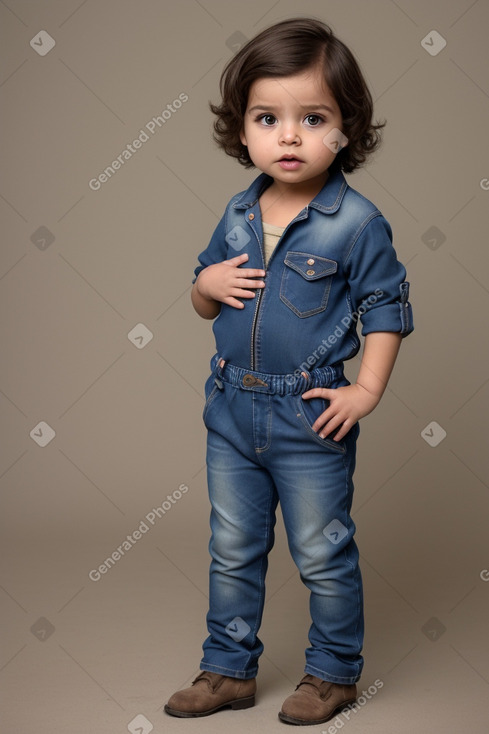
[[304, 114, 324, 126], [258, 114, 277, 126]]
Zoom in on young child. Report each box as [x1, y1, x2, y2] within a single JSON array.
[[165, 17, 413, 726]]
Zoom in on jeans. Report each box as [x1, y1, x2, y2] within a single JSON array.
[[200, 356, 363, 685]]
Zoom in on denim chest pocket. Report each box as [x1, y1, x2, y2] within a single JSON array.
[[280, 251, 337, 318]]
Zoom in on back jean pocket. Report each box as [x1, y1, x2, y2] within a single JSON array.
[[280, 251, 337, 318]]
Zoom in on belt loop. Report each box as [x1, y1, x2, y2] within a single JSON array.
[[215, 357, 226, 378]]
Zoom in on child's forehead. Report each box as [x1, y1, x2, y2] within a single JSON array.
[[246, 68, 337, 108]]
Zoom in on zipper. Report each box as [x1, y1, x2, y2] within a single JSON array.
[[250, 287, 262, 370], [249, 217, 266, 371]]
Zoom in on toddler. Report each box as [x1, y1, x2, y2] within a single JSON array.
[[165, 17, 413, 726]]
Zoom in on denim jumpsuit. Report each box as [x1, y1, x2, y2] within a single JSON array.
[[194, 167, 413, 684]]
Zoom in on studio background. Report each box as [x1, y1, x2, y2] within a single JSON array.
[[1, 1, 488, 732]]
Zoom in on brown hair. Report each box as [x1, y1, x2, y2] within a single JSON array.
[[210, 17, 385, 173]]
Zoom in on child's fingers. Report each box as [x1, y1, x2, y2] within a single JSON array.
[[224, 253, 250, 266], [325, 423, 352, 442], [301, 387, 335, 400], [236, 277, 265, 289], [235, 268, 266, 280], [314, 414, 343, 436], [223, 296, 246, 309], [233, 288, 260, 299], [223, 287, 260, 304], [223, 255, 266, 278]]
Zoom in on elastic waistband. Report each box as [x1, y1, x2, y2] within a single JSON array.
[[211, 355, 344, 396]]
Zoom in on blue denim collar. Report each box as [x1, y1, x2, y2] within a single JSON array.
[[231, 166, 348, 215]]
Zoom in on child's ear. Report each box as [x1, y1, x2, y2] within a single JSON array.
[[239, 129, 247, 147]]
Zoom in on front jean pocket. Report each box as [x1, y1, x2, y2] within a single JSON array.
[[280, 251, 337, 318], [202, 375, 223, 424], [294, 394, 346, 454]]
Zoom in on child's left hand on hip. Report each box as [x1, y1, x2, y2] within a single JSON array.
[[302, 384, 381, 442]]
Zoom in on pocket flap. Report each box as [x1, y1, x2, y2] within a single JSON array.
[[284, 252, 337, 281]]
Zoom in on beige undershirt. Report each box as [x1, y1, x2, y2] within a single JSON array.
[[262, 221, 285, 266]]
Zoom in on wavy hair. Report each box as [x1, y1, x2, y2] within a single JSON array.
[[210, 17, 385, 173]]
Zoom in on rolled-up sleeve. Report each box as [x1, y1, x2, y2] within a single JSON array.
[[345, 214, 414, 337]]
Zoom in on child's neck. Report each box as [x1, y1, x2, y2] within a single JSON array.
[[260, 172, 329, 228]]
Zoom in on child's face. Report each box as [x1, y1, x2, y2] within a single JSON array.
[[240, 65, 345, 188]]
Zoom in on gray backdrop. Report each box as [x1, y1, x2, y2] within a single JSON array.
[[1, 1, 488, 733]]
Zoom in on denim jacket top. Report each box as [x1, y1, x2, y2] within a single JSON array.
[[194, 167, 413, 375]]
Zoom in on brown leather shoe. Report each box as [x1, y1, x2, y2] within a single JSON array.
[[279, 674, 357, 725], [164, 670, 256, 718]]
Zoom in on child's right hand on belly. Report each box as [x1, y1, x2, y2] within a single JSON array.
[[196, 253, 266, 309]]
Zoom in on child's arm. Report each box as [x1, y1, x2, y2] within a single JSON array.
[[192, 252, 266, 319], [302, 331, 402, 441]]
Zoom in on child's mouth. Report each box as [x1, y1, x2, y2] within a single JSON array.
[[278, 156, 303, 170]]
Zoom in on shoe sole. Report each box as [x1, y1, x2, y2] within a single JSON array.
[[278, 698, 357, 726], [164, 695, 255, 718]]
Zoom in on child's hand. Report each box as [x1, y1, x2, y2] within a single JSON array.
[[196, 253, 266, 309], [302, 384, 381, 442]]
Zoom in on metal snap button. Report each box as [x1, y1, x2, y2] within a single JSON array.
[[306, 269, 315, 276], [243, 374, 256, 386], [248, 213, 255, 220], [307, 258, 315, 265]]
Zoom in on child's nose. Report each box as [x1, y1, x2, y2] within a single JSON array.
[[279, 123, 300, 144]]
